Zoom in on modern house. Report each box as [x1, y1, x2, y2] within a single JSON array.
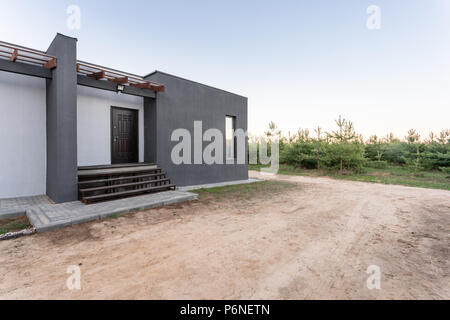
[[0, 33, 248, 204]]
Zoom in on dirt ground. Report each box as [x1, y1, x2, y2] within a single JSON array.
[[0, 171, 449, 299]]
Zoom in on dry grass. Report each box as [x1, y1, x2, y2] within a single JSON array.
[[0, 216, 31, 235], [193, 180, 298, 204]]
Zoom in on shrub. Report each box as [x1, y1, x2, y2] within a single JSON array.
[[439, 167, 450, 178]]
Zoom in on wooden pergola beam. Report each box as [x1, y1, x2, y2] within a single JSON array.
[[108, 76, 128, 84], [1, 41, 57, 69], [43, 57, 57, 69], [75, 61, 165, 93], [10, 49, 18, 62], [87, 70, 105, 80], [77, 75, 155, 98], [130, 82, 151, 89], [150, 84, 165, 92], [130, 82, 165, 92]]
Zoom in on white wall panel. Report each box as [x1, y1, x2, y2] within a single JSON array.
[[0, 72, 46, 198], [77, 85, 144, 166]]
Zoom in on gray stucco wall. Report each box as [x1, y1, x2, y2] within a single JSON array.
[[145, 71, 248, 186]]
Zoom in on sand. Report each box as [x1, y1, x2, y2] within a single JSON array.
[[0, 171, 448, 299]]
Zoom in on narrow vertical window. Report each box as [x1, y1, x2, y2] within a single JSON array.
[[226, 116, 236, 161]]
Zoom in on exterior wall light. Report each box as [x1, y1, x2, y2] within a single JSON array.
[[117, 84, 125, 93]]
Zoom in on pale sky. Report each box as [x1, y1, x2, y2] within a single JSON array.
[[1, 0, 449, 140]]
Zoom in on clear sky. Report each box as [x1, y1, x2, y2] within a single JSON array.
[[1, 0, 449, 139]]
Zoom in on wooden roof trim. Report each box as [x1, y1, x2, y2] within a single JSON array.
[[130, 82, 165, 92], [0, 41, 56, 59], [107, 76, 128, 84], [76, 62, 165, 92], [43, 57, 57, 69], [78, 61, 144, 82], [130, 82, 151, 89], [10, 49, 18, 62], [87, 70, 105, 80], [0, 41, 57, 69]]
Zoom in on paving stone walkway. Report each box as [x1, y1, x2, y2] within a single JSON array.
[[0, 191, 198, 232], [0, 195, 52, 210], [0, 195, 52, 219]]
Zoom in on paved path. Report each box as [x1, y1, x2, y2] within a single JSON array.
[[0, 195, 52, 218], [0, 191, 198, 232]]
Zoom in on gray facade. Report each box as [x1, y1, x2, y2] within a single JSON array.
[[46, 34, 78, 203], [145, 72, 248, 186], [0, 33, 248, 202]]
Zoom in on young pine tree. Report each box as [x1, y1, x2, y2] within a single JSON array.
[[328, 116, 358, 173]]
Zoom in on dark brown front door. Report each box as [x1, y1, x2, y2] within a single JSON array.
[[111, 107, 138, 164]]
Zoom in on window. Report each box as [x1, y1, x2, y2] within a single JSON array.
[[226, 116, 236, 161]]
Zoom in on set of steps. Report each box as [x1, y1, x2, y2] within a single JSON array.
[[77, 163, 176, 204]]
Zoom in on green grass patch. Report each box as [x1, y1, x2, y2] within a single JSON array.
[[249, 164, 450, 191], [0, 216, 32, 235]]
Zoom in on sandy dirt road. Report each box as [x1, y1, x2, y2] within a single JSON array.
[[0, 171, 449, 299]]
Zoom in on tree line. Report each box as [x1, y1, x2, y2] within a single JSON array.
[[251, 116, 450, 174]]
